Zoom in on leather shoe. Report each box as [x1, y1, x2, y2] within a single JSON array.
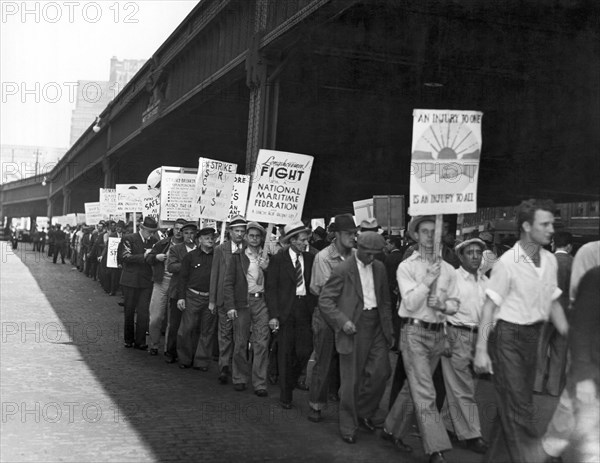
[[218, 372, 228, 384], [165, 356, 177, 364], [254, 389, 268, 397], [466, 437, 488, 454], [429, 452, 447, 463], [278, 401, 292, 410], [149, 348, 158, 356], [307, 408, 322, 423], [234, 383, 246, 392], [328, 392, 340, 402], [124, 342, 134, 348], [381, 428, 412, 453], [358, 417, 376, 432], [179, 364, 191, 369], [341, 434, 356, 444], [193, 366, 209, 372], [296, 381, 309, 391], [135, 344, 148, 350]]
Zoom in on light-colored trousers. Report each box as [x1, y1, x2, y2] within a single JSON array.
[[385, 324, 452, 455], [441, 325, 482, 440], [231, 297, 270, 390], [148, 275, 171, 350]]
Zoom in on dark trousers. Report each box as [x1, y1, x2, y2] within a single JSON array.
[[485, 320, 543, 463], [47, 243, 54, 257], [534, 321, 568, 396], [339, 310, 391, 436], [308, 308, 340, 410], [122, 285, 152, 346], [165, 298, 182, 358], [53, 243, 65, 263], [277, 297, 313, 405], [108, 268, 121, 295]]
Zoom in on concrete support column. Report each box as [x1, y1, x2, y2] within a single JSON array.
[[62, 187, 72, 215], [102, 157, 115, 188], [46, 198, 53, 220]]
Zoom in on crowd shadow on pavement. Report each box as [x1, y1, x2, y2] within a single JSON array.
[[11, 244, 569, 462]]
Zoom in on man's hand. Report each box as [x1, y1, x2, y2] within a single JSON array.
[[156, 253, 167, 262], [473, 349, 493, 375], [227, 309, 238, 321], [268, 318, 279, 332], [342, 320, 356, 335], [177, 299, 186, 311], [423, 262, 441, 287], [208, 302, 216, 314], [258, 255, 269, 270], [576, 379, 597, 404], [427, 295, 444, 311]]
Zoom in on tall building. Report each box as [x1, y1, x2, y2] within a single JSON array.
[[0, 145, 66, 184], [69, 57, 146, 146]]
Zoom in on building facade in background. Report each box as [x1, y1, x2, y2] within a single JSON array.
[[69, 57, 146, 146]]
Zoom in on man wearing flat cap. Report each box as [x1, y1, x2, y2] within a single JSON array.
[[440, 238, 489, 455], [210, 215, 248, 384], [176, 226, 217, 370], [223, 221, 270, 396], [145, 218, 187, 356], [384, 215, 459, 463], [266, 221, 316, 408], [119, 216, 159, 349], [164, 221, 198, 363], [319, 231, 393, 445], [307, 213, 357, 423]]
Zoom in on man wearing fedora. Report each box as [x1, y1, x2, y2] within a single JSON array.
[[318, 231, 393, 445], [307, 213, 357, 423], [223, 221, 270, 396], [119, 216, 159, 349], [164, 222, 198, 363], [176, 226, 217, 370], [266, 222, 316, 408], [384, 215, 459, 463], [210, 215, 248, 384], [440, 238, 489, 454]]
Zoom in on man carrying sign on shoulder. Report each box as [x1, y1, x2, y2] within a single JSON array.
[[474, 199, 568, 463], [384, 215, 459, 463]]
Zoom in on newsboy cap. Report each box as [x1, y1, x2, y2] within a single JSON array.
[[357, 231, 386, 251]]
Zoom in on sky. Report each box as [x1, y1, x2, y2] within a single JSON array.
[[1, 0, 200, 149]]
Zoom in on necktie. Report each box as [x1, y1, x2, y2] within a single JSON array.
[[295, 256, 303, 288]]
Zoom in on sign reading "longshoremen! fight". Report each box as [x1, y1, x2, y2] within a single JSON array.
[[246, 149, 314, 224]]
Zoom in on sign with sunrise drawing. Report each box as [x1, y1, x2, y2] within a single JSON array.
[[409, 109, 483, 215]]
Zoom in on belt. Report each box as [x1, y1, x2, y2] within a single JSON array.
[[249, 292, 263, 298], [363, 307, 378, 311], [188, 288, 209, 297], [447, 323, 478, 333], [401, 317, 444, 332], [295, 295, 306, 299]]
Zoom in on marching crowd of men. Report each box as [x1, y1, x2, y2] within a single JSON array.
[[32, 199, 599, 463]]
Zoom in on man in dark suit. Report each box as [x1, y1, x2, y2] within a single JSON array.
[[209, 215, 248, 384], [52, 224, 67, 264], [119, 217, 158, 349], [319, 231, 394, 445], [266, 222, 316, 409]]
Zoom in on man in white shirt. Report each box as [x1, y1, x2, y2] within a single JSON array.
[[384, 216, 459, 463], [474, 199, 568, 463], [441, 238, 488, 454]]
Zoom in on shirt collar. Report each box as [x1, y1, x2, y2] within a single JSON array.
[[289, 247, 302, 261], [458, 266, 477, 281], [555, 249, 569, 255]]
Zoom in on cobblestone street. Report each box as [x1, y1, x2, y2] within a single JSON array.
[[1, 242, 562, 462]]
